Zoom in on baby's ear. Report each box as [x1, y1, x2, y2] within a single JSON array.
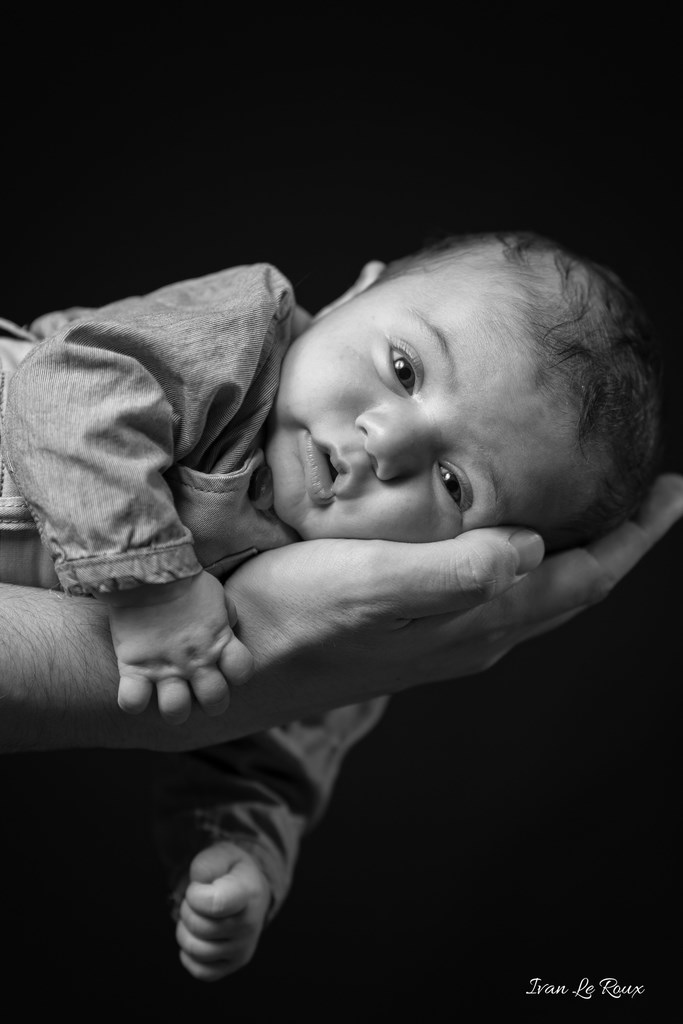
[[314, 260, 386, 320], [353, 260, 387, 291]]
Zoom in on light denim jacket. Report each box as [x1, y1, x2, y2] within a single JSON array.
[[0, 279, 390, 925], [2, 263, 298, 595]]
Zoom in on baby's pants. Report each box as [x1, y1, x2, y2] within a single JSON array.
[[0, 320, 59, 588]]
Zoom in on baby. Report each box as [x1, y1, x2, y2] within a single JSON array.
[[0, 231, 663, 730], [0, 230, 665, 981]]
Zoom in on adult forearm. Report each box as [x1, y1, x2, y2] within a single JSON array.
[[2, 477, 681, 753], [0, 540, 458, 754], [0, 586, 127, 751], [0, 577, 395, 753], [0, 583, 337, 753]]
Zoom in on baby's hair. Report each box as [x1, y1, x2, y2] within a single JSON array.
[[379, 230, 664, 548]]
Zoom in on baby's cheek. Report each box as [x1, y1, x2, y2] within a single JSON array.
[[362, 493, 458, 544]]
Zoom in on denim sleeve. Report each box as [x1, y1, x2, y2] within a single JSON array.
[[1, 265, 293, 595], [154, 697, 390, 921]]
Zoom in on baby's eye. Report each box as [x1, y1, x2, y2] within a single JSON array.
[[439, 465, 462, 505], [393, 355, 416, 392]]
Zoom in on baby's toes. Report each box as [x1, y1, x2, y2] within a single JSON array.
[[179, 900, 241, 942], [157, 678, 192, 725], [178, 949, 234, 982], [176, 920, 235, 963], [192, 666, 230, 717]]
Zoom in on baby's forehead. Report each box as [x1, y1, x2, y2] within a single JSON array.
[[429, 247, 569, 340], [435, 243, 562, 296], [373, 243, 570, 364], [398, 250, 534, 331]]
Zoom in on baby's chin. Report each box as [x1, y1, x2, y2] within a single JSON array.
[[275, 504, 459, 544], [271, 492, 309, 540]]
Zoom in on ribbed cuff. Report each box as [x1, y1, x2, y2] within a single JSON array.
[[55, 541, 202, 596]]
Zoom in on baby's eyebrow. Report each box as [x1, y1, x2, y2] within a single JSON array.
[[407, 308, 453, 365]]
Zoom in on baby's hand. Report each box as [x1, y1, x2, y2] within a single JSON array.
[[107, 571, 254, 725], [175, 841, 272, 982]]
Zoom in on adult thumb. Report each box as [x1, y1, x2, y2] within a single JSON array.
[[380, 527, 545, 620]]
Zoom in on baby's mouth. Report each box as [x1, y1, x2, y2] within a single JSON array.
[[301, 432, 336, 505]]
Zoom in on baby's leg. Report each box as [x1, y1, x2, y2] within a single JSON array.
[[175, 841, 271, 982]]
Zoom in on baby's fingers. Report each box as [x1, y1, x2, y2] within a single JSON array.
[[224, 595, 242, 630], [192, 666, 231, 717], [118, 675, 153, 715], [157, 677, 192, 725], [223, 595, 254, 686], [218, 634, 254, 687]]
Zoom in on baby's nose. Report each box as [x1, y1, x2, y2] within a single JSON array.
[[355, 406, 430, 480]]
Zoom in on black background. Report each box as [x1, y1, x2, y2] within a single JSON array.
[[2, 13, 680, 1021]]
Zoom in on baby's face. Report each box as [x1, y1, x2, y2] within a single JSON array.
[[266, 257, 598, 543]]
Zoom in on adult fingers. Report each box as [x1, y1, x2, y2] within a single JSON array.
[[585, 473, 683, 583], [351, 527, 545, 621], [512, 609, 584, 643], [505, 474, 683, 623]]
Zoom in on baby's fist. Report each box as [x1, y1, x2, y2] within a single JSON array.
[[176, 841, 271, 981]]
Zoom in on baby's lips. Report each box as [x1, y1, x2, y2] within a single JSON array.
[[301, 432, 335, 504]]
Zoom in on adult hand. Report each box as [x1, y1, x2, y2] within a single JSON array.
[[1, 475, 680, 752], [226, 474, 683, 706]]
